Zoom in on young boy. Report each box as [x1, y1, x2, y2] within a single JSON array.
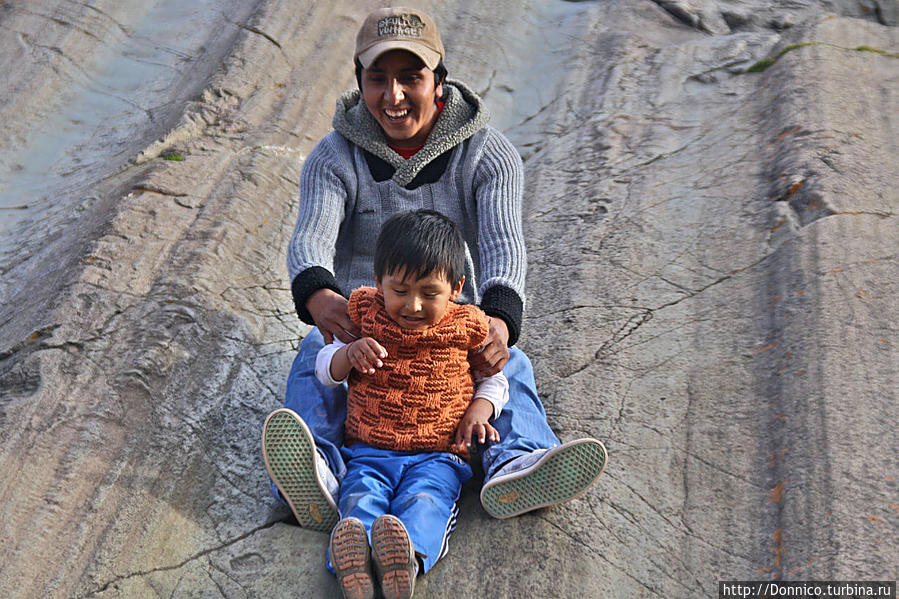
[[320, 210, 508, 599]]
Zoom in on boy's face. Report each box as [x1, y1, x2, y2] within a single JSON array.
[[377, 269, 463, 330]]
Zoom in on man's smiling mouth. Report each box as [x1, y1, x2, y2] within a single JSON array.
[[385, 108, 409, 120]]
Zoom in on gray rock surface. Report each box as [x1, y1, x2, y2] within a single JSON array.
[[0, 0, 895, 597]]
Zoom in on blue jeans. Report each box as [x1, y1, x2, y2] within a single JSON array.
[[282, 327, 560, 484]]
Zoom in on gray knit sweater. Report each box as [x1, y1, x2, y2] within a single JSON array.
[[287, 80, 527, 344]]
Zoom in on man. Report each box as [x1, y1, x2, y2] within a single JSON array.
[[262, 6, 607, 534]]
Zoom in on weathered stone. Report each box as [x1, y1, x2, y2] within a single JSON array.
[[0, 0, 895, 597]]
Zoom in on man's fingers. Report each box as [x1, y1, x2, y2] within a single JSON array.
[[333, 329, 354, 344]]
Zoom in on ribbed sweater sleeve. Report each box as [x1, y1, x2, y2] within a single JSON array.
[[287, 134, 353, 322], [473, 129, 527, 345]]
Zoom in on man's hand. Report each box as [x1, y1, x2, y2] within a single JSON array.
[[469, 316, 510, 377], [454, 397, 500, 449], [306, 288, 361, 344]]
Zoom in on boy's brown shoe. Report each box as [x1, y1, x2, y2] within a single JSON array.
[[330, 517, 375, 599], [371, 514, 417, 599]]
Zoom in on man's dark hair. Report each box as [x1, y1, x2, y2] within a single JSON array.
[[354, 58, 448, 94], [374, 210, 465, 285]]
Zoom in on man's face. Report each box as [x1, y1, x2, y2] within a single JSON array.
[[361, 50, 442, 148], [377, 268, 462, 330]]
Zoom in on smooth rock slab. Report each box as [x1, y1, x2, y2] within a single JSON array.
[[0, 0, 895, 597]]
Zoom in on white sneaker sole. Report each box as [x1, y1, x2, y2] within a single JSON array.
[[262, 408, 338, 532], [480, 438, 607, 519]]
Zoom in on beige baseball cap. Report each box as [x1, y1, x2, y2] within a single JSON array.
[[355, 7, 445, 70]]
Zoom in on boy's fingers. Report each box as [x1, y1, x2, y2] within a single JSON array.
[[455, 425, 466, 447], [456, 423, 469, 447]]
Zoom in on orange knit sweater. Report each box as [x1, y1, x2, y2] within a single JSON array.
[[345, 286, 489, 455]]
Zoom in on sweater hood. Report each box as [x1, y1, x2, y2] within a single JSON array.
[[332, 79, 490, 187]]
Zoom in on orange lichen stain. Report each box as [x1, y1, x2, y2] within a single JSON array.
[[889, 504, 899, 513], [768, 449, 786, 468], [771, 219, 786, 232], [754, 343, 777, 354], [776, 366, 790, 376], [795, 291, 804, 296], [829, 268, 843, 273], [777, 126, 802, 139], [769, 481, 787, 502], [772, 528, 784, 573], [774, 412, 786, 420], [29, 331, 42, 341], [787, 180, 804, 196], [856, 289, 869, 302], [795, 369, 806, 375], [85, 256, 97, 262], [867, 515, 885, 524], [770, 295, 781, 306], [885, 475, 895, 481], [789, 558, 817, 575]]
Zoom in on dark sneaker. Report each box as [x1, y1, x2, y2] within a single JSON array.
[[371, 515, 417, 599], [330, 517, 375, 599], [262, 408, 338, 532], [480, 438, 607, 519]]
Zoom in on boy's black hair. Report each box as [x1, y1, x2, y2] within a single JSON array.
[[354, 58, 448, 95], [375, 210, 465, 285]]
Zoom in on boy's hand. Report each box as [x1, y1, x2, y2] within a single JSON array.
[[346, 337, 387, 375], [454, 397, 500, 449], [469, 316, 510, 377]]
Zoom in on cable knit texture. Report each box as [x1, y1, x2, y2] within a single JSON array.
[[345, 287, 488, 455], [286, 79, 527, 343]]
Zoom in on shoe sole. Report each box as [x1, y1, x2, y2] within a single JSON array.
[[371, 515, 416, 599], [262, 408, 338, 532], [330, 518, 375, 599], [480, 438, 607, 519]]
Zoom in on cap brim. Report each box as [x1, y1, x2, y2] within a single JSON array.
[[357, 41, 441, 70]]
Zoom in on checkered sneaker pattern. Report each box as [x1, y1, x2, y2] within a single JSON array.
[[480, 438, 607, 519], [262, 408, 338, 532]]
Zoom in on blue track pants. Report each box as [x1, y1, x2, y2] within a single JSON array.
[[335, 443, 472, 573]]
